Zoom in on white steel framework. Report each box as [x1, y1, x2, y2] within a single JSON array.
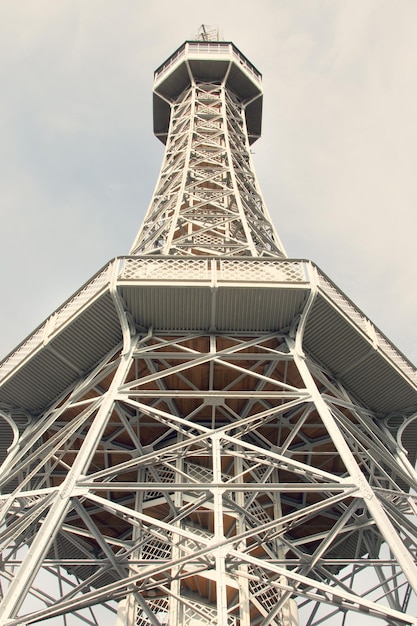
[[130, 77, 285, 257], [1, 35, 417, 626]]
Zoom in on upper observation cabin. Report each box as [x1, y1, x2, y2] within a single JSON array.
[[153, 40, 263, 145]]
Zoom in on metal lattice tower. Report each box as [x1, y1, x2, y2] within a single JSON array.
[[1, 34, 417, 626]]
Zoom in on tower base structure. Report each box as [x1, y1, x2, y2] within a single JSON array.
[[1, 257, 417, 625]]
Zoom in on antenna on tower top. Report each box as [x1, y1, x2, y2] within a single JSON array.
[[194, 24, 222, 41]]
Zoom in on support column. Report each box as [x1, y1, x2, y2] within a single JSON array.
[[212, 433, 228, 626], [0, 335, 138, 623], [289, 337, 417, 597], [234, 450, 251, 626], [167, 435, 184, 626]]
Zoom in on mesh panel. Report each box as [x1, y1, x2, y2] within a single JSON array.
[[319, 274, 366, 329], [144, 465, 175, 500], [181, 598, 237, 625], [246, 501, 272, 526], [121, 258, 210, 281], [192, 233, 224, 246], [318, 272, 417, 383], [374, 329, 417, 381], [52, 268, 109, 329], [0, 326, 46, 382], [136, 597, 169, 625], [218, 259, 306, 282], [120, 257, 307, 284], [0, 267, 110, 382], [249, 566, 286, 623], [141, 537, 172, 560]]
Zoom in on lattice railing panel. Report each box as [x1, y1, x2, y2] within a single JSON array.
[[249, 566, 286, 622], [180, 598, 238, 626], [48, 267, 110, 332], [374, 328, 417, 381], [246, 500, 273, 526], [121, 258, 210, 281], [318, 271, 417, 382], [0, 265, 111, 383], [319, 274, 367, 329], [144, 465, 175, 500], [0, 326, 46, 383], [185, 462, 213, 483], [120, 257, 309, 285], [218, 259, 306, 282], [136, 597, 169, 625], [140, 537, 172, 561], [181, 525, 212, 556]]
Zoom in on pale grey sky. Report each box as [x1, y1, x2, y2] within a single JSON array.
[[0, 0, 416, 366]]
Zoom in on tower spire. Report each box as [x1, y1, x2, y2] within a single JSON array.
[[130, 38, 286, 257]]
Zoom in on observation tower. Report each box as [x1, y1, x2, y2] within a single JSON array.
[[1, 28, 417, 626]]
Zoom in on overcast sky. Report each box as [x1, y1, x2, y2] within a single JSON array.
[[0, 0, 416, 367]]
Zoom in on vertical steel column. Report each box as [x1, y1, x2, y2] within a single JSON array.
[[220, 84, 257, 257], [212, 433, 228, 626], [0, 334, 139, 623], [234, 449, 251, 626], [289, 336, 417, 597], [167, 435, 184, 626]]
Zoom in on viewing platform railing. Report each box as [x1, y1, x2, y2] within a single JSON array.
[[0, 257, 415, 386]]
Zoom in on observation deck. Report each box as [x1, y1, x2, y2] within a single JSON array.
[[153, 40, 263, 144], [0, 257, 416, 421]]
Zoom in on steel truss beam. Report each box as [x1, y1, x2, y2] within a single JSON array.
[[130, 78, 285, 258], [1, 327, 417, 625]]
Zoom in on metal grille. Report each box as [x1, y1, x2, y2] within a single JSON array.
[[319, 274, 367, 329], [186, 462, 213, 482], [218, 259, 306, 282], [140, 538, 171, 561], [144, 465, 175, 500], [246, 500, 272, 526], [181, 598, 237, 625], [374, 328, 417, 381], [249, 566, 285, 623], [130, 81, 285, 258], [136, 598, 169, 625], [121, 258, 210, 281], [50, 267, 110, 331], [0, 265, 111, 383], [120, 257, 307, 284], [0, 326, 46, 382], [318, 271, 417, 382]]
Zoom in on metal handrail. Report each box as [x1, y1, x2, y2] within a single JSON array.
[[154, 41, 261, 85], [0, 257, 415, 387]]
